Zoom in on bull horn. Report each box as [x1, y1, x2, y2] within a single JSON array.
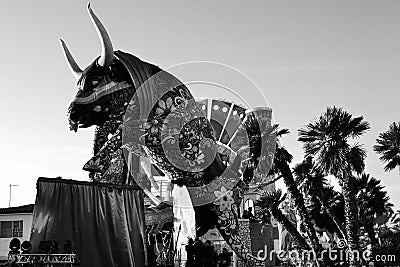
[[60, 39, 83, 80], [87, 3, 113, 67]]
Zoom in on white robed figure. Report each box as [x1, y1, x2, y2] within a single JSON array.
[[172, 185, 196, 266]]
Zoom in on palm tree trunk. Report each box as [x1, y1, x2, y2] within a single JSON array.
[[276, 161, 322, 254], [271, 207, 310, 250], [364, 223, 378, 257], [342, 175, 360, 266]]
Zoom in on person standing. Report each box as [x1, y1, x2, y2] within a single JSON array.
[[247, 207, 258, 222], [185, 238, 194, 267], [218, 248, 232, 267], [147, 234, 156, 267], [193, 237, 204, 266], [204, 240, 216, 266], [242, 210, 250, 219]]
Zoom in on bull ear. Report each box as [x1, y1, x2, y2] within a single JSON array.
[[60, 39, 83, 80], [87, 3, 114, 67]]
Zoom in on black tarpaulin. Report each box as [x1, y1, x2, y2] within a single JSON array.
[[30, 177, 146, 267]]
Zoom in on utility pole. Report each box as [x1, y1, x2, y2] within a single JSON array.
[[9, 184, 19, 207]]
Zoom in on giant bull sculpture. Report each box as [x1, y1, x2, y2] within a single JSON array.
[[61, 4, 275, 265]]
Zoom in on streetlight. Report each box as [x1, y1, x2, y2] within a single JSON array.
[[9, 184, 19, 207]]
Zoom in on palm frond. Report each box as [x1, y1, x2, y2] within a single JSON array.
[[355, 173, 393, 225], [256, 189, 286, 209], [298, 106, 369, 178], [373, 122, 400, 172]]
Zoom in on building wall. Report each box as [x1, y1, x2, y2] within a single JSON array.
[[0, 213, 33, 260]]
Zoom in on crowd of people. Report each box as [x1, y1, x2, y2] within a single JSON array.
[[144, 207, 257, 266], [185, 238, 232, 267], [182, 207, 256, 266]]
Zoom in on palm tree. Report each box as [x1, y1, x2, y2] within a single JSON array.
[[355, 173, 393, 253], [233, 112, 277, 185], [379, 210, 400, 235], [293, 157, 347, 241], [255, 189, 310, 250], [309, 186, 346, 238], [376, 210, 400, 262], [293, 156, 329, 201], [273, 129, 322, 257], [237, 119, 321, 257], [267, 128, 290, 176], [298, 106, 370, 261], [374, 122, 400, 173]]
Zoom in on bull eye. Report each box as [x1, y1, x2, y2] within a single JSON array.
[[92, 80, 100, 86], [76, 89, 84, 97]]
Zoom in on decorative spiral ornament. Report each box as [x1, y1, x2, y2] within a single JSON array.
[[337, 239, 347, 249]]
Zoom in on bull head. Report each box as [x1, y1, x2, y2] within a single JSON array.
[[61, 4, 133, 132]]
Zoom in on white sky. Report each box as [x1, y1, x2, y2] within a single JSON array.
[[0, 1, 399, 209]]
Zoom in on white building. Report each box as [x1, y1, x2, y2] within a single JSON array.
[[0, 204, 34, 261]]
